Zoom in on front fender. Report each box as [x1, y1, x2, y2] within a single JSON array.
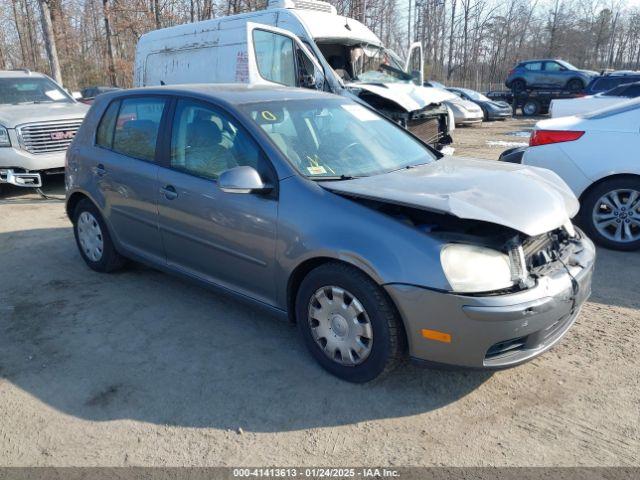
[[274, 177, 450, 308]]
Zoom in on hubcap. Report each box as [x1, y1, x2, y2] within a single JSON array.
[[77, 211, 104, 262], [308, 286, 373, 366], [592, 189, 640, 243]]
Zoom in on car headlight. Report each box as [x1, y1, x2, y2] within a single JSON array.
[[440, 244, 514, 293], [0, 126, 10, 147]]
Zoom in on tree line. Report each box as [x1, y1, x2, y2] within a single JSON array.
[[0, 0, 639, 92]]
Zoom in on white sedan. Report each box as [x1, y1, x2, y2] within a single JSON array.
[[523, 98, 640, 250], [550, 81, 640, 117]]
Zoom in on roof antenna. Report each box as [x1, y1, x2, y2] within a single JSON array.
[[160, 80, 166, 86], [344, 17, 351, 31]]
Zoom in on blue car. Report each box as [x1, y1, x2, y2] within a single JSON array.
[[506, 59, 599, 93]]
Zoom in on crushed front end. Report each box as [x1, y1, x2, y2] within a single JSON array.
[[355, 90, 452, 150], [385, 225, 595, 369]]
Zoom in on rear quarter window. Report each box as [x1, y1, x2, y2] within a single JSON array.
[[96, 100, 120, 149], [112, 97, 166, 162]]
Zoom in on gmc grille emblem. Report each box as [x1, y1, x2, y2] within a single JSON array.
[[51, 130, 75, 140]]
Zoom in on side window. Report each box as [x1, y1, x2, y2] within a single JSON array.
[[623, 85, 640, 98], [524, 62, 542, 71], [96, 100, 120, 149], [544, 62, 563, 72], [252, 29, 296, 86], [112, 97, 166, 162], [295, 44, 316, 85], [170, 99, 264, 180]]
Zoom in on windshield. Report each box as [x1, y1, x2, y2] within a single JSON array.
[[459, 88, 489, 102], [242, 99, 436, 179], [0, 77, 73, 105], [351, 44, 411, 83], [558, 60, 577, 70]]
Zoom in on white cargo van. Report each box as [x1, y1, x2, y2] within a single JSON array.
[[134, 0, 455, 149]]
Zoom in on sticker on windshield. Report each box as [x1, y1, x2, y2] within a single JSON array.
[[307, 165, 327, 175], [341, 104, 379, 122], [45, 89, 65, 101]]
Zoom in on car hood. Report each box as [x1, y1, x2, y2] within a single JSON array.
[[488, 100, 511, 108], [348, 82, 457, 112], [320, 156, 579, 236], [449, 97, 483, 110], [0, 102, 89, 128]]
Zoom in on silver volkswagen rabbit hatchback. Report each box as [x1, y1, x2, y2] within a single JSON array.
[[66, 85, 595, 382]]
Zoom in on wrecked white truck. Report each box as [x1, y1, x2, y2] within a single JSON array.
[[133, 0, 455, 149]]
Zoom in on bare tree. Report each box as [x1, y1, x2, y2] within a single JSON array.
[[37, 0, 63, 84]]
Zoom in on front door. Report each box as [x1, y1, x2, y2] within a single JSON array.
[[92, 96, 168, 263], [405, 41, 424, 85], [245, 22, 325, 90], [157, 98, 279, 305]]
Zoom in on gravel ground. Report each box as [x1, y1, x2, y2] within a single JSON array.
[[0, 119, 638, 467]]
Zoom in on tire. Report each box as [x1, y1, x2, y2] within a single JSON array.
[[567, 78, 584, 92], [522, 99, 541, 116], [511, 79, 526, 93], [295, 262, 405, 383], [579, 177, 640, 251], [73, 199, 127, 272]]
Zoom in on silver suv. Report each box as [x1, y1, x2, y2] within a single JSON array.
[[0, 70, 88, 189]]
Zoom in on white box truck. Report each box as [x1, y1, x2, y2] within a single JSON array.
[[134, 0, 455, 149]]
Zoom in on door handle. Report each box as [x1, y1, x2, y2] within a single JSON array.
[[160, 185, 178, 200], [92, 164, 106, 177]]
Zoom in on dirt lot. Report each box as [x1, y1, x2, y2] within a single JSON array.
[[1, 118, 639, 467]]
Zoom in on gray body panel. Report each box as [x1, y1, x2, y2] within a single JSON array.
[[506, 59, 598, 90], [66, 84, 596, 368]]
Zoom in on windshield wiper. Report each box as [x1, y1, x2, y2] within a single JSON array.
[[385, 161, 431, 174], [313, 175, 361, 181]]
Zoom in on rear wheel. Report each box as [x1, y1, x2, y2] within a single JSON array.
[[522, 99, 541, 116], [511, 79, 526, 93], [567, 78, 584, 92], [295, 262, 404, 383], [579, 177, 640, 251], [73, 199, 126, 272]]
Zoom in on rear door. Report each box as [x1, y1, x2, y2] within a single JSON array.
[[246, 22, 325, 90], [156, 97, 279, 305], [405, 42, 424, 85], [93, 96, 168, 264], [523, 61, 544, 87]]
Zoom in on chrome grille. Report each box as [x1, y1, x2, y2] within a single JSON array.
[[18, 120, 83, 154]]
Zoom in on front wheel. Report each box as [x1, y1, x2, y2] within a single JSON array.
[[579, 178, 640, 251], [295, 262, 405, 382], [567, 78, 584, 92]]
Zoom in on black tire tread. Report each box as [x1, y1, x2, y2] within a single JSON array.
[[296, 261, 405, 382]]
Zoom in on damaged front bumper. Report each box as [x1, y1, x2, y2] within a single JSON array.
[[385, 234, 595, 369], [0, 168, 43, 187]]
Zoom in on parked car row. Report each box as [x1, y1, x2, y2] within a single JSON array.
[[424, 81, 513, 124]]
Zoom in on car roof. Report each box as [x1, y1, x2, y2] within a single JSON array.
[[0, 70, 48, 79], [520, 59, 562, 63], [103, 83, 340, 105]]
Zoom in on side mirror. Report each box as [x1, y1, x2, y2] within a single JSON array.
[[218, 166, 272, 194]]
